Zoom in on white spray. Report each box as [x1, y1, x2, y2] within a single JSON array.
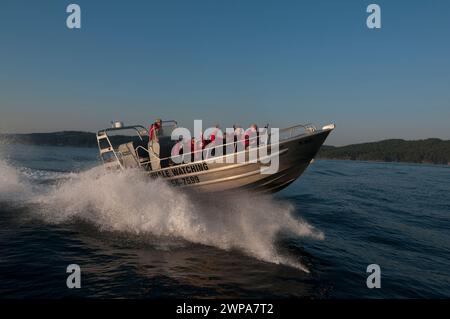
[[0, 161, 324, 272], [0, 159, 30, 201]]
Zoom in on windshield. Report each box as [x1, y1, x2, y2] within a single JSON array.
[[158, 121, 177, 138], [102, 127, 148, 150]]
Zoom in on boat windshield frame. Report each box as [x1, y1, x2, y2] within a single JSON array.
[[98, 125, 149, 141]]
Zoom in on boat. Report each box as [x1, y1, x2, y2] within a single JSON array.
[[96, 121, 335, 194]]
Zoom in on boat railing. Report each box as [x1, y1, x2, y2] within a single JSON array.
[[145, 124, 316, 166], [135, 145, 152, 164], [109, 123, 319, 169], [278, 123, 317, 141], [153, 131, 269, 165]]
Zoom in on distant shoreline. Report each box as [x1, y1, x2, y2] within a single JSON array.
[[317, 139, 450, 166], [1, 131, 449, 166], [315, 157, 450, 167]]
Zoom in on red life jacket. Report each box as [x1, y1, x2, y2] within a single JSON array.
[[210, 128, 219, 143], [242, 128, 257, 148], [241, 131, 248, 148], [149, 123, 160, 141]]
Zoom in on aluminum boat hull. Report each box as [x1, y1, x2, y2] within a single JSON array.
[[148, 128, 332, 194]]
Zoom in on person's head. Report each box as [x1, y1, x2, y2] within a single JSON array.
[[155, 118, 162, 126], [251, 123, 257, 130]]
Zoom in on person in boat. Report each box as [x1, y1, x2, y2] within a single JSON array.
[[206, 124, 223, 157], [171, 135, 184, 165], [209, 124, 221, 144], [149, 118, 162, 170], [200, 133, 206, 149], [242, 124, 259, 149], [233, 124, 244, 151], [191, 136, 203, 162], [259, 123, 269, 145], [149, 118, 162, 141]]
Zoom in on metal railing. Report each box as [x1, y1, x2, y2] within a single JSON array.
[[278, 123, 316, 141], [145, 124, 316, 166], [107, 123, 319, 169]]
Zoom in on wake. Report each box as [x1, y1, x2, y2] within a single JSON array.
[[0, 159, 324, 272]]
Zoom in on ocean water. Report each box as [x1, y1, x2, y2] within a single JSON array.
[[0, 144, 449, 298]]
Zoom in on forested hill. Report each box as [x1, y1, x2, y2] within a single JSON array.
[[1, 132, 450, 165], [317, 139, 450, 165]]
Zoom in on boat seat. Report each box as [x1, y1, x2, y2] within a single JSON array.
[[118, 142, 140, 168]]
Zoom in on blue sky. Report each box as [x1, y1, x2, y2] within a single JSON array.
[[0, 0, 449, 145]]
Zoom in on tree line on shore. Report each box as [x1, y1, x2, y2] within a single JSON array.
[[317, 138, 450, 165]]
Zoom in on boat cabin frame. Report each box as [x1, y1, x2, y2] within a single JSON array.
[[96, 121, 178, 170]]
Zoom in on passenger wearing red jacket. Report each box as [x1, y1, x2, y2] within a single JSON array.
[[149, 119, 161, 143], [242, 124, 259, 149], [210, 124, 221, 143]]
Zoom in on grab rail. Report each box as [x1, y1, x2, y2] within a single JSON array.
[[115, 123, 319, 168], [153, 124, 316, 164], [279, 123, 316, 140]]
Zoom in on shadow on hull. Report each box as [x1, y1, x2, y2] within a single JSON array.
[[173, 129, 332, 194], [238, 129, 331, 193]]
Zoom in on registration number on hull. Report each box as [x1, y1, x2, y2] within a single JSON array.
[[170, 176, 201, 187]]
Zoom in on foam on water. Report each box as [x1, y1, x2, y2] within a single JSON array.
[[0, 160, 324, 272], [0, 160, 30, 201]]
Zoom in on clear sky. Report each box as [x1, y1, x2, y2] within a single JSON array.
[[0, 0, 449, 145]]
